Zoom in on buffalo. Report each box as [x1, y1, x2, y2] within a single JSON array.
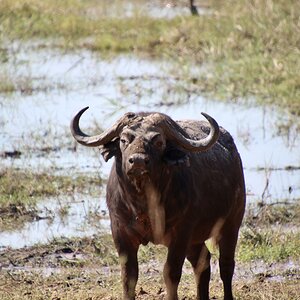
[[190, 0, 199, 15], [169, 1, 199, 15], [71, 107, 246, 300]]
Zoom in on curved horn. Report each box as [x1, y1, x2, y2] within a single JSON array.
[[163, 112, 220, 152], [70, 107, 136, 147]]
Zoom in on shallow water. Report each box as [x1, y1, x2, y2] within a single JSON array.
[[85, 0, 208, 19], [0, 195, 110, 249], [0, 46, 299, 248]]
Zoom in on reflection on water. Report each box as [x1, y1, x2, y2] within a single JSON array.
[[0, 47, 299, 248]]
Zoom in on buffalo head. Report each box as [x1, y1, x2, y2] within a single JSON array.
[[70, 107, 219, 185]]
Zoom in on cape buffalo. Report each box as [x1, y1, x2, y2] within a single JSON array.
[[168, 0, 199, 15], [71, 107, 246, 300], [190, 0, 198, 15]]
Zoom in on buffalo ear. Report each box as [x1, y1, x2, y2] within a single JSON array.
[[99, 138, 120, 162], [163, 146, 190, 167]]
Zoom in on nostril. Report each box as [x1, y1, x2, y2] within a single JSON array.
[[128, 154, 149, 166], [129, 157, 134, 164]]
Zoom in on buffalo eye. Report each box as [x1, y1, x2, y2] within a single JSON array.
[[154, 140, 164, 148], [120, 133, 134, 145], [120, 132, 135, 147], [151, 134, 164, 149], [120, 138, 129, 147]]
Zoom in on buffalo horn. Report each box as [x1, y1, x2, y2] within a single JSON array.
[[70, 107, 136, 147], [162, 112, 220, 152]]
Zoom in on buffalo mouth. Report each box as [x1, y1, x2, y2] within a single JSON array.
[[127, 168, 149, 178], [127, 169, 150, 192]]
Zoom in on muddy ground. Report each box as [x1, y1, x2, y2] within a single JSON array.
[[0, 233, 299, 300]]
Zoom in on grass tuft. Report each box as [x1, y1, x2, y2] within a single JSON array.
[[0, 169, 102, 206]]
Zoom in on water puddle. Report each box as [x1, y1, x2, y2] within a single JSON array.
[[0, 45, 299, 248], [0, 195, 110, 249], [85, 0, 208, 19]]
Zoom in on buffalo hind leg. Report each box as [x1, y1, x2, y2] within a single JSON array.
[[218, 229, 239, 300], [187, 243, 211, 300]]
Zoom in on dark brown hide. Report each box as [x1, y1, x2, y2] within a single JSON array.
[[71, 109, 246, 300], [190, 0, 199, 15]]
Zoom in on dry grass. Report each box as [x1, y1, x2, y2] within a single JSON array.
[[0, 264, 299, 299]]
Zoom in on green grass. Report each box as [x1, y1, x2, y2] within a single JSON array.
[[0, 0, 299, 117], [0, 169, 102, 206], [0, 73, 16, 93], [238, 228, 300, 262], [0, 168, 103, 230], [238, 201, 300, 262]]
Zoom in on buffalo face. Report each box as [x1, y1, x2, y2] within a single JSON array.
[[119, 124, 166, 181], [71, 108, 219, 187]]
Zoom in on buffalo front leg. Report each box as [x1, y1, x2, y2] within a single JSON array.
[[187, 243, 211, 300], [163, 242, 188, 300], [120, 249, 138, 300], [114, 235, 139, 300]]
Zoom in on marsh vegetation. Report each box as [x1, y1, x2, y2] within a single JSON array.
[[1, 0, 299, 117]]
